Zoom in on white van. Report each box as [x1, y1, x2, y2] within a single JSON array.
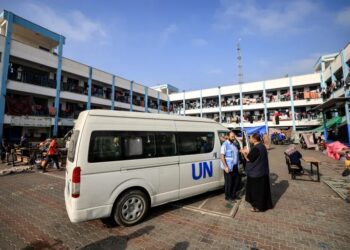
[[65, 110, 244, 226]]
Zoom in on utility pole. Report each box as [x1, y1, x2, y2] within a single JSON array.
[[237, 39, 244, 130]]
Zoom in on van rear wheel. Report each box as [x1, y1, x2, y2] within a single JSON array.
[[113, 190, 149, 226]]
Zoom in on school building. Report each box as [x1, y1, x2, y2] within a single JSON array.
[[0, 10, 349, 143]]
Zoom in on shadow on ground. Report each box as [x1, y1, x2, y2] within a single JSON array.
[[80, 225, 155, 250], [270, 173, 289, 206]]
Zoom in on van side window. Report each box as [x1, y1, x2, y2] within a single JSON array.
[[88, 131, 156, 162], [177, 132, 214, 155], [156, 133, 176, 157], [218, 131, 227, 145], [124, 133, 156, 158], [68, 130, 80, 162]]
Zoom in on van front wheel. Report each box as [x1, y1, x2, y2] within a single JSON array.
[[113, 190, 149, 226]]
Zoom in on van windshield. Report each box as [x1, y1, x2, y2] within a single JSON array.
[[68, 130, 80, 162]]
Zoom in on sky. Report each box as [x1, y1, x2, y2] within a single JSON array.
[[1, 0, 350, 91]]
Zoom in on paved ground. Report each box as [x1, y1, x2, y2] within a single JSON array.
[[0, 145, 349, 250]]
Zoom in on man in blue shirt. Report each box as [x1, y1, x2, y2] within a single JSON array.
[[221, 131, 240, 202]]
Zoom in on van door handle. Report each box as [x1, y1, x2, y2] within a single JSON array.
[[213, 152, 218, 159]]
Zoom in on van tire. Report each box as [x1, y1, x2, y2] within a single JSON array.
[[112, 189, 149, 227]]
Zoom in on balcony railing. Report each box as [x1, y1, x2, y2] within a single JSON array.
[[8, 68, 56, 89]]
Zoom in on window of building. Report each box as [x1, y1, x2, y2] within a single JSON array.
[[39, 46, 50, 52]]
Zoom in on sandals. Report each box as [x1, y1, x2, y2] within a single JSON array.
[[250, 207, 260, 212]]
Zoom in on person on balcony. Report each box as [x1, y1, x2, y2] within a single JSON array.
[[274, 110, 280, 125]]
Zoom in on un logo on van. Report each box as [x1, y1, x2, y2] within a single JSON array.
[[192, 161, 213, 180]]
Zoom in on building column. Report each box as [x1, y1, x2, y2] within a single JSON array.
[[129, 81, 133, 112], [183, 91, 186, 116], [218, 86, 222, 123], [239, 83, 243, 130], [320, 61, 326, 89], [288, 77, 296, 131], [87, 67, 92, 110], [341, 50, 350, 143], [322, 111, 328, 141], [341, 49, 350, 83], [157, 91, 160, 113], [330, 65, 337, 83], [0, 11, 13, 143], [144, 86, 148, 112], [200, 89, 203, 118], [111, 75, 115, 110], [167, 95, 170, 114], [53, 35, 64, 136], [262, 81, 268, 133]]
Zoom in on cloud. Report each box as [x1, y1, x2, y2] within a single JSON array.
[[215, 0, 318, 35], [192, 38, 208, 47], [160, 24, 178, 43], [336, 6, 350, 26], [21, 3, 107, 43], [208, 68, 223, 75]]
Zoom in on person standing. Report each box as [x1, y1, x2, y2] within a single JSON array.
[[220, 131, 240, 202], [42, 136, 60, 172], [241, 133, 273, 212]]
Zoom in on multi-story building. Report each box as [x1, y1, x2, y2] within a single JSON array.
[[0, 10, 349, 143], [0, 10, 170, 142]]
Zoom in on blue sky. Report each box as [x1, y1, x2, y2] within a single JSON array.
[[1, 0, 350, 91]]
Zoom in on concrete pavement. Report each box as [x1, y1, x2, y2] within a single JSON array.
[[0, 145, 349, 250]]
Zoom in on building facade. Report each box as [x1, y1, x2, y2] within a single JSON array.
[[0, 10, 349, 143]]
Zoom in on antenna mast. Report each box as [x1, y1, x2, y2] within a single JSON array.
[[237, 39, 244, 84]]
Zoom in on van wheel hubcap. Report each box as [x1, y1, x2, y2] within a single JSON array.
[[121, 196, 144, 221]]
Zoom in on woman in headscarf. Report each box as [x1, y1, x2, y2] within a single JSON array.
[[241, 133, 273, 212]]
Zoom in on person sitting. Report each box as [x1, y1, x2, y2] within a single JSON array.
[[317, 136, 326, 151], [285, 145, 304, 174]]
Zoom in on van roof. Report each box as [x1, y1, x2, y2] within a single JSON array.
[[85, 110, 218, 124]]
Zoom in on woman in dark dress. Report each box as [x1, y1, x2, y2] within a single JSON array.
[[241, 133, 273, 212]]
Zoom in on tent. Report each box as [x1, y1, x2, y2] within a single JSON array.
[[244, 125, 267, 136], [311, 116, 342, 132]]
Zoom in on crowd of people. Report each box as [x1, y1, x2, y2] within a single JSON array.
[[1, 135, 61, 172]]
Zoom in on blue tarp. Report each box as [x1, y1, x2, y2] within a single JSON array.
[[244, 125, 267, 136]]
